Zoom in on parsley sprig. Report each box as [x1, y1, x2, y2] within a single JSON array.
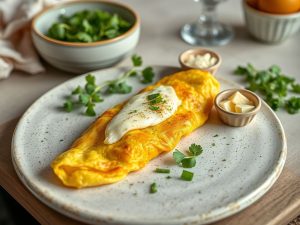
[[173, 144, 203, 168], [234, 64, 300, 114], [63, 54, 155, 116]]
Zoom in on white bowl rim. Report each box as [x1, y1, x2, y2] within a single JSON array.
[[32, 0, 140, 47], [243, 0, 300, 19]]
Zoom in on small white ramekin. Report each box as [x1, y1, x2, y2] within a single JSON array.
[[214, 89, 261, 127], [242, 0, 300, 43]]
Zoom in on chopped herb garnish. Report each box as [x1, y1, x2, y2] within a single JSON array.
[[149, 105, 160, 111], [213, 134, 219, 137], [149, 95, 163, 105], [166, 176, 172, 179], [63, 54, 155, 116], [150, 182, 157, 193], [147, 93, 165, 111], [234, 64, 300, 114], [212, 143, 215, 147], [188, 144, 203, 156], [173, 143, 203, 168], [181, 170, 194, 181], [173, 149, 186, 165], [128, 110, 137, 114], [181, 157, 196, 168], [154, 168, 170, 174], [147, 93, 160, 101]]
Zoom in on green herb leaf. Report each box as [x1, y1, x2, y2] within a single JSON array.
[[85, 83, 96, 94], [180, 170, 194, 181], [91, 93, 103, 103], [79, 93, 90, 105], [285, 97, 300, 114], [106, 82, 132, 94], [147, 93, 160, 101], [149, 105, 159, 111], [154, 168, 170, 174], [149, 95, 163, 105], [85, 103, 96, 116], [181, 157, 196, 168], [85, 74, 95, 85], [150, 182, 157, 194], [173, 150, 186, 165], [132, 54, 142, 67], [63, 100, 73, 112], [72, 86, 83, 95], [292, 84, 300, 93], [188, 144, 203, 156], [141, 67, 154, 83]]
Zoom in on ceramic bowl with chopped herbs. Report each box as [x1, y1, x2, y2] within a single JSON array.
[[31, 0, 140, 73]]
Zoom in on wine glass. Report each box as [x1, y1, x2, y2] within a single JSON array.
[[181, 0, 234, 46]]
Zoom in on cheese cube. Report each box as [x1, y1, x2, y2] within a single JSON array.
[[235, 104, 255, 113], [229, 91, 253, 105], [220, 100, 235, 112]]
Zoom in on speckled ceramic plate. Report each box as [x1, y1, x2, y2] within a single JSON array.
[[12, 66, 286, 225]]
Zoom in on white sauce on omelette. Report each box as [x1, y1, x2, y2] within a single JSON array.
[[104, 85, 181, 144]]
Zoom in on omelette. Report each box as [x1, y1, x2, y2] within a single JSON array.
[[52, 69, 220, 188]]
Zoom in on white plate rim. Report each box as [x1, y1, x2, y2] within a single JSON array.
[[11, 66, 287, 225]]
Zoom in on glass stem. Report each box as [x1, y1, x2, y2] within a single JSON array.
[[199, 2, 217, 25], [196, 1, 220, 36]]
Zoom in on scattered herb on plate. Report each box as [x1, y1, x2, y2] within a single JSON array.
[[234, 64, 300, 114], [63, 54, 155, 116], [180, 170, 194, 181], [150, 182, 157, 193], [154, 168, 170, 174], [173, 143, 203, 169], [48, 10, 132, 42]]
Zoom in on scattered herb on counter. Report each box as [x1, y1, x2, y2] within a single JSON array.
[[180, 170, 194, 181], [154, 168, 170, 174], [173, 143, 203, 168], [234, 64, 300, 114], [48, 10, 132, 42], [150, 182, 157, 193], [63, 54, 155, 116]]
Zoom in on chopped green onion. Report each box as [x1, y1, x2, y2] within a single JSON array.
[[147, 93, 160, 100], [180, 170, 194, 181], [154, 168, 170, 173], [181, 157, 196, 168], [149, 105, 160, 111], [150, 182, 157, 193], [149, 95, 163, 105]]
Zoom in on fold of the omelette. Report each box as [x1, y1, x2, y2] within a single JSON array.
[[52, 69, 220, 188]]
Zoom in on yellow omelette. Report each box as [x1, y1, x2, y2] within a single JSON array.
[[52, 69, 220, 188]]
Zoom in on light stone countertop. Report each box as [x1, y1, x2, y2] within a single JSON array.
[[0, 0, 299, 224]]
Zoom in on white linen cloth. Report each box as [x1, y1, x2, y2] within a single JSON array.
[[0, 0, 63, 79]]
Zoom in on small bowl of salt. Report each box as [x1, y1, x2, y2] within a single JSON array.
[[179, 48, 221, 75]]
